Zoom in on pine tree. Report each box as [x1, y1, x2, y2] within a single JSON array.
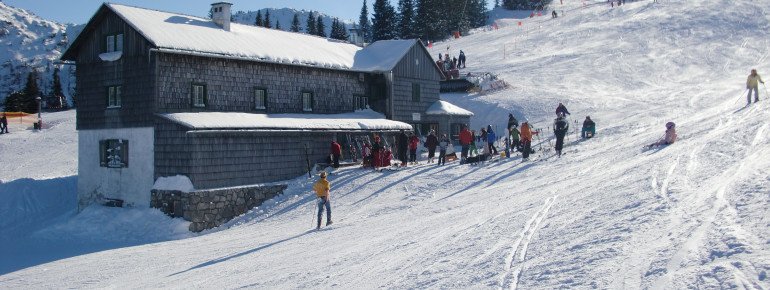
[[371, 0, 397, 41], [416, 0, 446, 41], [397, 0, 416, 39], [358, 0, 372, 42], [264, 10, 272, 28], [316, 15, 327, 37], [51, 67, 63, 97], [255, 10, 263, 26], [306, 11, 316, 35], [291, 13, 301, 32], [275, 20, 281, 30], [330, 18, 349, 40], [467, 0, 489, 28], [495, 0, 500, 8]]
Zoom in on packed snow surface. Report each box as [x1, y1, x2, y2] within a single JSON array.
[[425, 100, 475, 116], [160, 109, 413, 131], [2, 0, 770, 289], [152, 175, 195, 193]]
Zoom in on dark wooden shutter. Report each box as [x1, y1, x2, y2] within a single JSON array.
[[121, 140, 129, 167], [99, 140, 107, 167]]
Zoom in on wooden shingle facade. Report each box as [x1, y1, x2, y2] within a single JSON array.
[[63, 2, 471, 209]]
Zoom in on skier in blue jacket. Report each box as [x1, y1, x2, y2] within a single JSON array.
[[486, 125, 498, 156]]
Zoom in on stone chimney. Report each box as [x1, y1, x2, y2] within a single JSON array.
[[211, 2, 233, 31]]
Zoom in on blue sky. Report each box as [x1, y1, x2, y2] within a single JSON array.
[[4, 0, 400, 24]]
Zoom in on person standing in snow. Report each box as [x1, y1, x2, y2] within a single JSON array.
[[469, 130, 479, 157], [362, 140, 372, 166], [556, 102, 570, 118], [509, 126, 521, 152], [371, 135, 383, 168], [330, 140, 342, 168], [746, 69, 765, 104], [647, 122, 677, 148], [520, 121, 534, 160], [398, 130, 409, 167], [425, 130, 438, 163], [0, 113, 7, 134], [408, 133, 420, 165], [438, 134, 449, 166], [486, 125, 499, 156], [508, 113, 519, 130], [582, 116, 596, 138], [553, 116, 569, 156], [459, 125, 473, 163], [313, 171, 332, 229], [459, 50, 466, 68]]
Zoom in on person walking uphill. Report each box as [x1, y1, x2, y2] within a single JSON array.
[[313, 171, 332, 229], [330, 140, 342, 168], [746, 69, 765, 104], [553, 116, 569, 156], [556, 103, 571, 117]]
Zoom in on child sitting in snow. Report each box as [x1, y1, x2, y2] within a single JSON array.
[[647, 122, 677, 148]]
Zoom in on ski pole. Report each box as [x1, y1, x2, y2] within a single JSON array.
[[311, 198, 316, 229], [764, 83, 768, 100], [734, 88, 749, 105]]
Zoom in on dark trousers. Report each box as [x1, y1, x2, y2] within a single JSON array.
[[428, 147, 436, 159], [317, 196, 331, 227], [399, 147, 408, 164], [555, 134, 565, 153], [522, 140, 532, 159], [332, 154, 340, 168], [461, 145, 469, 159], [438, 149, 446, 165], [409, 149, 417, 162], [488, 142, 498, 155]]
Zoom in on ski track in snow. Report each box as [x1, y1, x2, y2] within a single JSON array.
[[500, 195, 558, 290]]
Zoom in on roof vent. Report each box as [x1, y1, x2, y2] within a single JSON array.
[[211, 2, 233, 31]]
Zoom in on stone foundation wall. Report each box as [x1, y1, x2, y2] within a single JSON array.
[[151, 184, 287, 232]]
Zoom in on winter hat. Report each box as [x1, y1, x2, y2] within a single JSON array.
[[666, 122, 675, 129], [320, 171, 327, 178]]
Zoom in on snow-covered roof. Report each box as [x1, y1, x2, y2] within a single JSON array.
[[351, 39, 417, 72], [106, 3, 360, 69], [425, 100, 474, 116], [159, 110, 413, 131]]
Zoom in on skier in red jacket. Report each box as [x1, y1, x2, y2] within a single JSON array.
[[330, 140, 342, 168]]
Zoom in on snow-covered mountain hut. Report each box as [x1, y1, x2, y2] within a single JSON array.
[[61, 2, 472, 231]]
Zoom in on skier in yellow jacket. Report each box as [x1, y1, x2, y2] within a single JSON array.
[[313, 171, 332, 229], [746, 69, 765, 104]]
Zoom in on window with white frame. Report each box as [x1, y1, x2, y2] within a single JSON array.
[[100, 139, 129, 168], [107, 85, 122, 108], [255, 88, 266, 110], [192, 83, 207, 108], [302, 91, 313, 111], [106, 33, 124, 52]]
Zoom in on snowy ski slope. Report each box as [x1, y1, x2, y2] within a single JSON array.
[[1, 0, 769, 288]]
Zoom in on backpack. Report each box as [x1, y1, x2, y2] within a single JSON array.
[[555, 118, 567, 131]]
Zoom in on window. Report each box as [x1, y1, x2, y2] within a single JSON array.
[[100, 139, 129, 168], [354, 95, 369, 110], [107, 85, 122, 108], [451, 123, 463, 140], [255, 88, 267, 110], [412, 83, 421, 102], [302, 91, 314, 111], [192, 83, 207, 108], [106, 33, 123, 52]]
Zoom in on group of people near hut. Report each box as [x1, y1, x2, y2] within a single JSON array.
[[436, 50, 466, 79]]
